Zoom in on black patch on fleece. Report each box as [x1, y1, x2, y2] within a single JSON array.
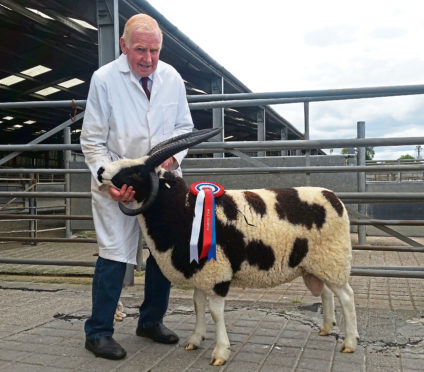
[[215, 193, 238, 221], [213, 281, 231, 297], [322, 190, 344, 217], [245, 240, 275, 270], [215, 220, 246, 273], [289, 238, 309, 268], [270, 188, 326, 230], [244, 191, 266, 216], [143, 176, 207, 279]]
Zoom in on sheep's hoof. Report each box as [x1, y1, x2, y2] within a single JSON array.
[[210, 358, 226, 366], [340, 345, 355, 353], [319, 329, 330, 336], [185, 343, 198, 351]]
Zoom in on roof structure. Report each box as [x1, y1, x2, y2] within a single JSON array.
[[0, 0, 305, 148]]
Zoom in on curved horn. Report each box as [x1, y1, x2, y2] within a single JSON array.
[[118, 172, 159, 216], [145, 127, 221, 169], [147, 129, 216, 156]]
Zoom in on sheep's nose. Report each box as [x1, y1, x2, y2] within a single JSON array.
[[97, 167, 105, 183]]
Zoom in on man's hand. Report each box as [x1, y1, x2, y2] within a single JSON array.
[[108, 184, 135, 204]]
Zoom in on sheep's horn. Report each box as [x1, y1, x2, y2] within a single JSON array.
[[147, 129, 218, 156], [145, 127, 221, 169], [118, 171, 159, 216]]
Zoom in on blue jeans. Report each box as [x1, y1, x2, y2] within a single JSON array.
[[85, 255, 171, 339]]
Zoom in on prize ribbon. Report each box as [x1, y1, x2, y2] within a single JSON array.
[[189, 182, 224, 263]]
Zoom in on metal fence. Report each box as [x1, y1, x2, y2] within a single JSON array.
[[1, 84, 424, 278]]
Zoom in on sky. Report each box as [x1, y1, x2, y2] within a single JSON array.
[[151, 0, 424, 160]]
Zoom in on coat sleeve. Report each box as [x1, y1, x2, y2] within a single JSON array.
[[80, 72, 113, 187], [171, 76, 194, 169]]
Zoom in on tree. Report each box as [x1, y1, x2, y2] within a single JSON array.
[[341, 147, 375, 160], [365, 147, 375, 160], [398, 154, 414, 160]]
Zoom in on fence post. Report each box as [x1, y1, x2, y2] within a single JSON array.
[[64, 127, 72, 238], [28, 176, 37, 246], [212, 76, 224, 158], [257, 109, 266, 157], [304, 102, 311, 185], [280, 127, 288, 156], [357, 121, 366, 245]]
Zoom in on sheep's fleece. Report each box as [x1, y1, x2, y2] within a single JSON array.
[[98, 155, 359, 366]]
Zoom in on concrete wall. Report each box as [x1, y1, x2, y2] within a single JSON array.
[[70, 162, 94, 230], [182, 155, 358, 191], [366, 182, 424, 237]]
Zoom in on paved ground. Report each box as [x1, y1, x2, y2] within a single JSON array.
[[1, 237, 424, 371]]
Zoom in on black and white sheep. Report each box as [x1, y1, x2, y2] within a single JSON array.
[[97, 129, 359, 366]]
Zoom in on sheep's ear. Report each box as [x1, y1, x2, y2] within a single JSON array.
[[145, 128, 221, 169]]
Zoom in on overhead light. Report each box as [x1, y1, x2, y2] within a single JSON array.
[[34, 130, 46, 135], [13, 124, 23, 128], [68, 17, 97, 30], [21, 65, 51, 77], [24, 120, 36, 124], [26, 8, 54, 20], [2, 116, 14, 120], [58, 78, 84, 88], [0, 120, 3, 124], [0, 75, 25, 86], [0, 4, 12, 11], [224, 136, 234, 140], [72, 129, 82, 133], [35, 87, 60, 96]]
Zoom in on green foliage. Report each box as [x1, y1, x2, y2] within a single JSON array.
[[398, 154, 414, 160], [341, 147, 375, 160], [366, 147, 375, 160]]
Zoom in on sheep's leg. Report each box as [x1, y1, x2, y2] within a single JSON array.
[[303, 275, 335, 336], [303, 273, 324, 296], [319, 284, 336, 336], [185, 287, 207, 350], [208, 295, 230, 366], [326, 282, 359, 353]]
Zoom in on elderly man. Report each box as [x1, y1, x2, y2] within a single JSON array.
[[80, 14, 193, 359]]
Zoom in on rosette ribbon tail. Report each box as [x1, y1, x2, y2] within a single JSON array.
[[199, 188, 213, 260], [207, 194, 216, 261], [189, 189, 205, 263]]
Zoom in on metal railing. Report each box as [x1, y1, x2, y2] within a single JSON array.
[[1, 84, 424, 277]]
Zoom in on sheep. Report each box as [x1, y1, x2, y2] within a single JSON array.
[[97, 128, 359, 366]]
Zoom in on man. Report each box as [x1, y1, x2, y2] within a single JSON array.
[[80, 14, 193, 360]]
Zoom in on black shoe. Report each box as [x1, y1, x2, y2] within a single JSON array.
[[85, 336, 127, 360], [136, 323, 179, 344]]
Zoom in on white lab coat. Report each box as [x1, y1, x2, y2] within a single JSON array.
[[80, 54, 193, 264]]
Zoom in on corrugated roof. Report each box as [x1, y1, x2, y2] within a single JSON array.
[[0, 0, 304, 147]]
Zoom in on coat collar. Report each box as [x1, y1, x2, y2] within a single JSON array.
[[117, 54, 163, 100]]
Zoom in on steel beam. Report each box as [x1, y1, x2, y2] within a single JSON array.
[[96, 0, 119, 67]]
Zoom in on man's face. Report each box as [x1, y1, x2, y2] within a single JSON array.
[[120, 30, 161, 77]]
